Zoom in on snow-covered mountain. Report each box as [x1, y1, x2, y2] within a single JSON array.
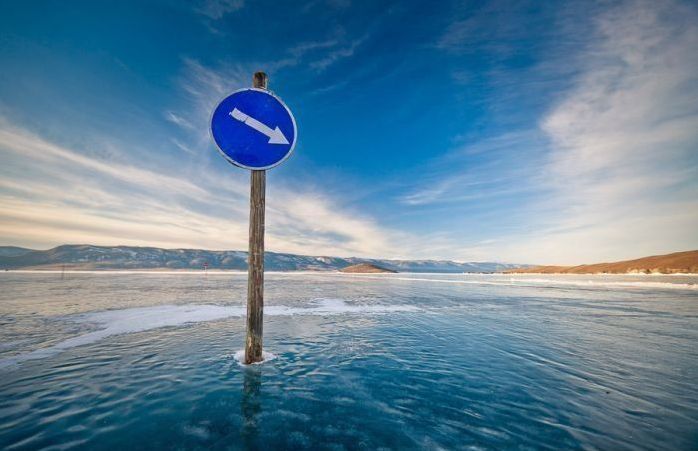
[[0, 244, 527, 273]]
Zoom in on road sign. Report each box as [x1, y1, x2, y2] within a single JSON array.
[[211, 88, 297, 170]]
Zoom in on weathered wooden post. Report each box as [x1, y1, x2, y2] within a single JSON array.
[[245, 71, 267, 364], [210, 71, 297, 365]]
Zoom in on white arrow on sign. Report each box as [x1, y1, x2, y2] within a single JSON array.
[[229, 108, 290, 145]]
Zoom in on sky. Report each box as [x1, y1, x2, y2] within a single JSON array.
[[0, 0, 697, 265]]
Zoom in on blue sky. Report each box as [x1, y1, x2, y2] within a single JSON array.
[[0, 0, 697, 264]]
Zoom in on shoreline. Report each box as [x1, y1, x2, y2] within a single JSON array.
[[2, 269, 697, 276], [504, 272, 698, 276]]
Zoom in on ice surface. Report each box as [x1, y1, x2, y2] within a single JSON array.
[[1, 271, 697, 449], [0, 299, 418, 369], [507, 277, 698, 290], [339, 274, 698, 290]]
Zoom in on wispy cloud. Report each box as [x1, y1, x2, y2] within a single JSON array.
[[165, 111, 194, 130], [301, 0, 352, 14], [309, 34, 368, 71], [267, 38, 341, 71], [436, 18, 479, 53], [0, 123, 209, 200], [171, 58, 252, 149], [196, 0, 244, 20], [435, 2, 542, 56], [403, 0, 698, 264], [271, 31, 369, 73], [3, 0, 695, 265], [289, 39, 339, 58], [170, 138, 197, 156], [478, 0, 698, 264], [0, 117, 415, 258], [398, 132, 544, 206]]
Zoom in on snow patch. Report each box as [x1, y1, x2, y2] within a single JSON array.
[[233, 350, 277, 366], [0, 299, 418, 370]]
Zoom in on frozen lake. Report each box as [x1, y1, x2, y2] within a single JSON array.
[[1, 272, 697, 449]]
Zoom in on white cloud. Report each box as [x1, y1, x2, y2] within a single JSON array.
[[0, 123, 210, 201], [0, 120, 412, 258]]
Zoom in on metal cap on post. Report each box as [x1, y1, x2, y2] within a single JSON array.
[[245, 71, 268, 364], [253, 71, 268, 90]]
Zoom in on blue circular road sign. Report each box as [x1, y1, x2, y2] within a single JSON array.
[[211, 88, 297, 170]]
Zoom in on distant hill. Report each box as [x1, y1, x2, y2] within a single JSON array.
[[340, 263, 397, 273], [0, 246, 32, 257], [0, 244, 524, 273], [506, 250, 698, 274]]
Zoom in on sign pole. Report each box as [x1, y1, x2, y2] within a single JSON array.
[[245, 71, 268, 364], [210, 71, 296, 364]]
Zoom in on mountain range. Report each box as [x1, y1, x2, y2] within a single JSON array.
[[0, 245, 525, 273]]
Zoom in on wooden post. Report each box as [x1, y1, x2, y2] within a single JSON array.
[[245, 71, 268, 364]]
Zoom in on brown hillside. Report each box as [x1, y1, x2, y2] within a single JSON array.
[[506, 250, 698, 274], [340, 263, 397, 273]]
